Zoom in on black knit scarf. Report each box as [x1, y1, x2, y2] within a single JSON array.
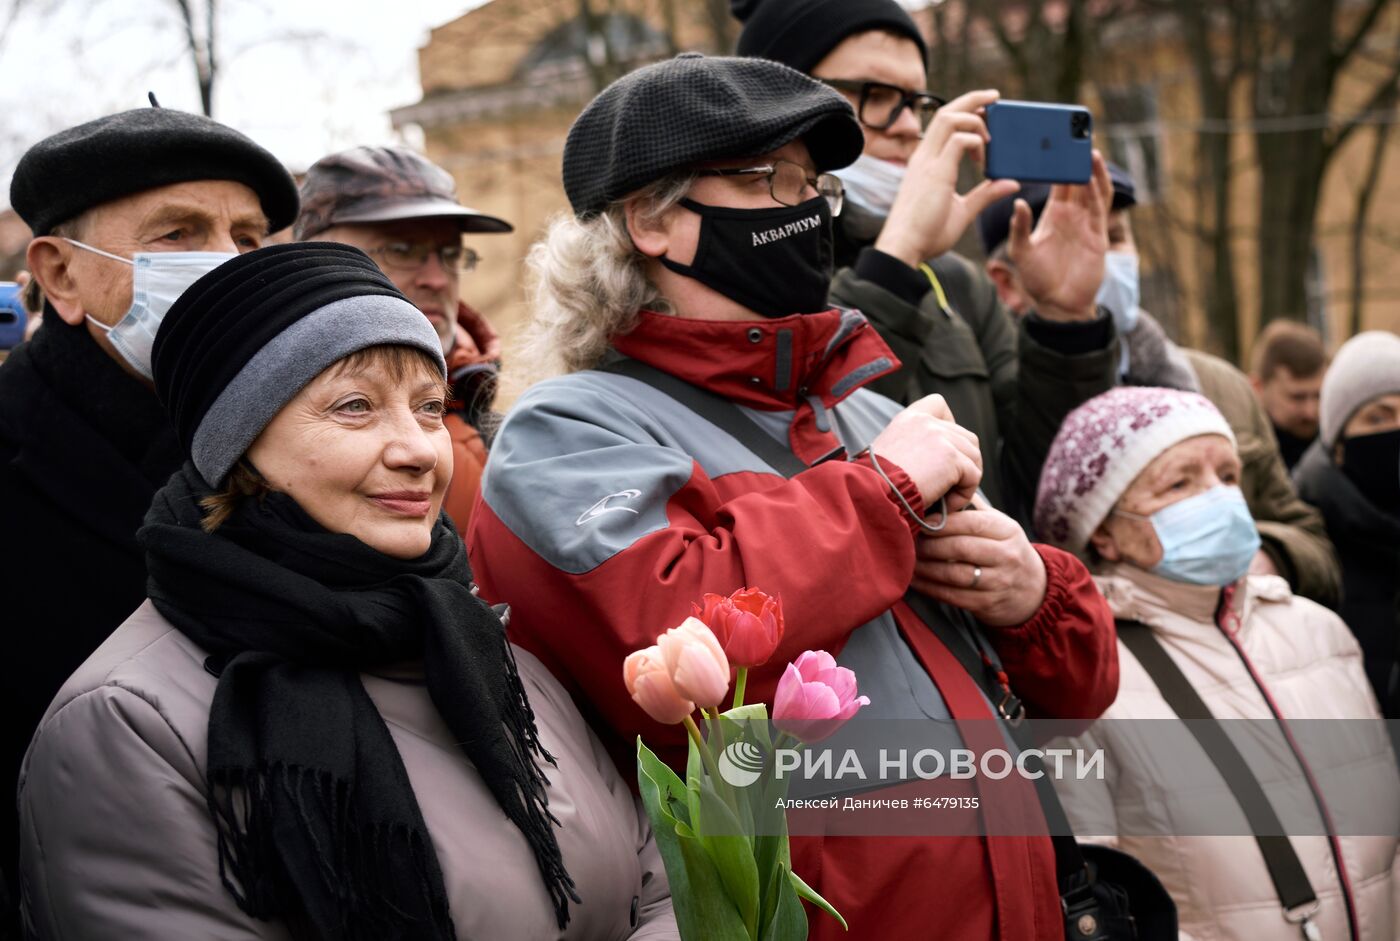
[[139, 464, 577, 939]]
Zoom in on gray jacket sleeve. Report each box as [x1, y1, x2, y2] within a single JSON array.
[[19, 686, 280, 941]]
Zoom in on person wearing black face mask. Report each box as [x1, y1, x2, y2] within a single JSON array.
[[1294, 331, 1400, 718], [472, 53, 1120, 941]]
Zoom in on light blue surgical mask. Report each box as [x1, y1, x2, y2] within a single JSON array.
[[1116, 485, 1261, 586], [1096, 251, 1140, 335], [65, 239, 235, 380], [833, 154, 906, 218]]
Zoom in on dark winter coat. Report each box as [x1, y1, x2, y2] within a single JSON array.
[[0, 315, 183, 906], [1294, 440, 1400, 716]]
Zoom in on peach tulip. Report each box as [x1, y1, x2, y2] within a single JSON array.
[[624, 645, 696, 725], [773, 650, 869, 743], [693, 588, 785, 668], [656, 616, 731, 709]]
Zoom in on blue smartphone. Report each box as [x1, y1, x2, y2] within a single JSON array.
[[984, 101, 1093, 184], [0, 282, 26, 350]]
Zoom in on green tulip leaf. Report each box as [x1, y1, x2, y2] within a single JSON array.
[[695, 784, 761, 937], [761, 864, 810, 941], [674, 825, 753, 941], [788, 868, 847, 931]]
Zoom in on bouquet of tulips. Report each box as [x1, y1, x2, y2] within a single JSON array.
[[624, 588, 869, 940]]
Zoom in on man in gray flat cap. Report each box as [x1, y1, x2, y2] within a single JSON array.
[[470, 53, 1116, 941], [0, 103, 297, 917], [295, 146, 513, 532]]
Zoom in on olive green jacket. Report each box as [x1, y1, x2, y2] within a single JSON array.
[[830, 250, 1120, 524]]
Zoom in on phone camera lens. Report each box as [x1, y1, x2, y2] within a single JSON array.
[[1070, 111, 1091, 139]]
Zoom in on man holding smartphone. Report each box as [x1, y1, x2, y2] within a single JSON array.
[[733, 0, 1120, 526]]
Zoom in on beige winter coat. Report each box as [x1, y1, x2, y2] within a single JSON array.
[[1055, 565, 1400, 941], [18, 601, 677, 941]]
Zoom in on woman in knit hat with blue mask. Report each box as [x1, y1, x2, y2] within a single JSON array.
[[16, 242, 677, 941], [1035, 386, 1399, 941], [1294, 330, 1400, 718]]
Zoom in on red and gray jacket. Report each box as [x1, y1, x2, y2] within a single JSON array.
[[469, 307, 1119, 941]]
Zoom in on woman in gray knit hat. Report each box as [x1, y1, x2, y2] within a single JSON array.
[[1293, 330, 1400, 717], [18, 243, 677, 940]]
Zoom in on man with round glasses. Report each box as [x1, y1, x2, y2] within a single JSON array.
[[734, 0, 1122, 523], [295, 146, 513, 532]]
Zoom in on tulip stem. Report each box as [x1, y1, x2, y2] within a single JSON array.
[[732, 668, 748, 710], [683, 714, 722, 781]]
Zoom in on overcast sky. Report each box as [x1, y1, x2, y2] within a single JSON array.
[[0, 0, 488, 207]]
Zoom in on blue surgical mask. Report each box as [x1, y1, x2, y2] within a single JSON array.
[[1096, 251, 1140, 335], [1116, 485, 1261, 586], [65, 239, 236, 380], [833, 154, 906, 218]]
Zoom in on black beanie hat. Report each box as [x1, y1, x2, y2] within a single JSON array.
[[153, 242, 445, 486], [11, 105, 299, 235], [563, 53, 863, 217], [733, 0, 928, 74]]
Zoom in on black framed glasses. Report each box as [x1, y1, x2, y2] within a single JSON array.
[[368, 242, 481, 274], [694, 159, 845, 216], [819, 78, 945, 132]]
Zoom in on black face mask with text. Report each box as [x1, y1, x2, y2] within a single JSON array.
[[1341, 428, 1400, 515], [659, 196, 834, 319]]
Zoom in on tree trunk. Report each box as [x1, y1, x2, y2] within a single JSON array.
[[1175, 0, 1243, 360], [1349, 95, 1397, 337], [1253, 0, 1335, 326]]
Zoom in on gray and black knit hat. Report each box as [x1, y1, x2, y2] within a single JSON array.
[[152, 242, 446, 487], [11, 105, 298, 235], [562, 53, 863, 217]]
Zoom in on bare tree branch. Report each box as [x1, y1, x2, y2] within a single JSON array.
[[1332, 0, 1394, 70]]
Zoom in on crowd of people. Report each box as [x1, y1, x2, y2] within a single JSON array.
[[0, 0, 1397, 938]]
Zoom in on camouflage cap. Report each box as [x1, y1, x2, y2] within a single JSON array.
[[294, 146, 513, 240]]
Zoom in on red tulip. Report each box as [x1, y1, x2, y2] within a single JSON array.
[[624, 645, 696, 725], [692, 587, 785, 668], [657, 617, 732, 709], [773, 650, 869, 743]]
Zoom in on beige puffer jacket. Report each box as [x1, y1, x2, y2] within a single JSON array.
[[1054, 565, 1400, 941], [18, 601, 677, 941]]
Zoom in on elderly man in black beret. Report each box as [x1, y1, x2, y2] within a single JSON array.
[[0, 103, 297, 915]]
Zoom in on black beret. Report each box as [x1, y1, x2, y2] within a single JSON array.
[[10, 106, 299, 235], [562, 53, 864, 218], [975, 161, 1138, 256], [734, 0, 928, 75]]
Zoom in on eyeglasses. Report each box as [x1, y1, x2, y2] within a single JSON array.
[[694, 159, 845, 216], [819, 78, 945, 132], [367, 242, 481, 274]]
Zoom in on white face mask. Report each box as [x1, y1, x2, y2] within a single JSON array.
[[65, 239, 236, 380], [832, 154, 907, 218], [1095, 250, 1141, 336]]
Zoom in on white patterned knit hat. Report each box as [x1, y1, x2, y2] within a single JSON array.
[[1034, 387, 1236, 554]]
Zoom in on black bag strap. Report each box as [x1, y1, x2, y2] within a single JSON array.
[[598, 357, 808, 478], [1116, 619, 1318, 914], [905, 593, 1092, 892]]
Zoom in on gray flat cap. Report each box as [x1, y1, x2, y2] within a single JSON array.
[[562, 53, 863, 217]]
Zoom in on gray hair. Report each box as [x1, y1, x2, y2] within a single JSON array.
[[511, 173, 693, 384]]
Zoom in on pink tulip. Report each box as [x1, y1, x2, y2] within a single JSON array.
[[693, 587, 785, 668], [773, 650, 870, 743], [624, 646, 696, 725], [656, 617, 732, 709]]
